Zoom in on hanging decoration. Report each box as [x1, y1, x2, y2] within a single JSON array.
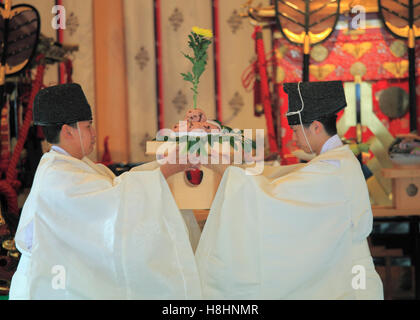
[[274, 0, 340, 81], [0, 0, 78, 296], [0, 0, 41, 239], [252, 25, 278, 154], [0, 0, 40, 103], [378, 0, 420, 133]]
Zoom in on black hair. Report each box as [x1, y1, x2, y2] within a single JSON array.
[[302, 114, 338, 136], [41, 123, 77, 144]]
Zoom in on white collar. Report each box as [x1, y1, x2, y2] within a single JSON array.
[[320, 134, 343, 155], [50, 145, 71, 156]]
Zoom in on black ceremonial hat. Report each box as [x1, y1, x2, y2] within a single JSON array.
[[33, 83, 92, 126], [283, 81, 347, 126]]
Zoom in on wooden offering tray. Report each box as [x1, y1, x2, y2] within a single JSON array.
[[146, 138, 235, 210], [382, 165, 420, 210], [146, 107, 258, 209]]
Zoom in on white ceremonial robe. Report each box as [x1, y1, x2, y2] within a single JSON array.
[[195, 145, 384, 299], [9, 150, 201, 300]]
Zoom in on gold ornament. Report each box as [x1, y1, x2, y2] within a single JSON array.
[[342, 42, 372, 59], [276, 66, 285, 83], [383, 61, 409, 78], [255, 104, 264, 113], [281, 28, 334, 50], [309, 64, 335, 80], [310, 44, 329, 62], [350, 62, 367, 79], [338, 82, 395, 206], [8, 251, 20, 259], [390, 40, 407, 58], [2, 239, 16, 252], [275, 46, 288, 60]]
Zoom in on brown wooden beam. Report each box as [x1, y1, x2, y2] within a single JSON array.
[[93, 0, 130, 163]]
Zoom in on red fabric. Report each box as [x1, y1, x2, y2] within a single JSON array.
[[56, 0, 66, 84], [273, 28, 419, 82], [272, 27, 420, 162], [278, 86, 299, 165], [100, 136, 113, 167], [253, 75, 262, 116], [155, 0, 164, 130], [65, 59, 73, 83], [252, 27, 263, 117], [212, 0, 222, 123], [186, 168, 203, 185], [253, 26, 278, 154], [310, 29, 410, 81]]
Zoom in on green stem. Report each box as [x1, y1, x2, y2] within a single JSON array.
[[193, 82, 198, 109]]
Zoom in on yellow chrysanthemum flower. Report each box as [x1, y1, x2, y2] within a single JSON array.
[[192, 26, 213, 38]]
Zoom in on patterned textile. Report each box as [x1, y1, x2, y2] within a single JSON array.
[[274, 27, 420, 163]]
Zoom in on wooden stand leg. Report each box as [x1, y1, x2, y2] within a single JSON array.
[[411, 216, 420, 300]]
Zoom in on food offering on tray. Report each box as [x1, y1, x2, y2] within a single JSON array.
[[388, 133, 420, 166], [155, 108, 257, 162], [149, 26, 258, 166]]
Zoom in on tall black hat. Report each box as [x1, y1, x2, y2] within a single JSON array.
[[283, 81, 347, 125], [33, 83, 92, 126]]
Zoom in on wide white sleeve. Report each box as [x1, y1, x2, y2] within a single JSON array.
[[196, 165, 355, 299], [12, 160, 201, 300]]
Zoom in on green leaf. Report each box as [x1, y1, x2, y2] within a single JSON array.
[[213, 119, 222, 127], [187, 140, 194, 153], [221, 125, 233, 132], [190, 87, 198, 94], [188, 138, 202, 154], [230, 137, 235, 149], [188, 34, 195, 47], [182, 52, 195, 64], [182, 31, 213, 111], [192, 60, 206, 81], [181, 72, 194, 83], [208, 134, 214, 147]]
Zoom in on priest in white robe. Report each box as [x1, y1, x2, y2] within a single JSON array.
[[9, 83, 202, 300], [196, 81, 384, 299]]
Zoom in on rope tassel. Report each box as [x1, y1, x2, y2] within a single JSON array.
[[0, 56, 45, 219]]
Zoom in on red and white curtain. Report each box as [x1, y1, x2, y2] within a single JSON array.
[[13, 0, 272, 163], [124, 0, 271, 162]]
